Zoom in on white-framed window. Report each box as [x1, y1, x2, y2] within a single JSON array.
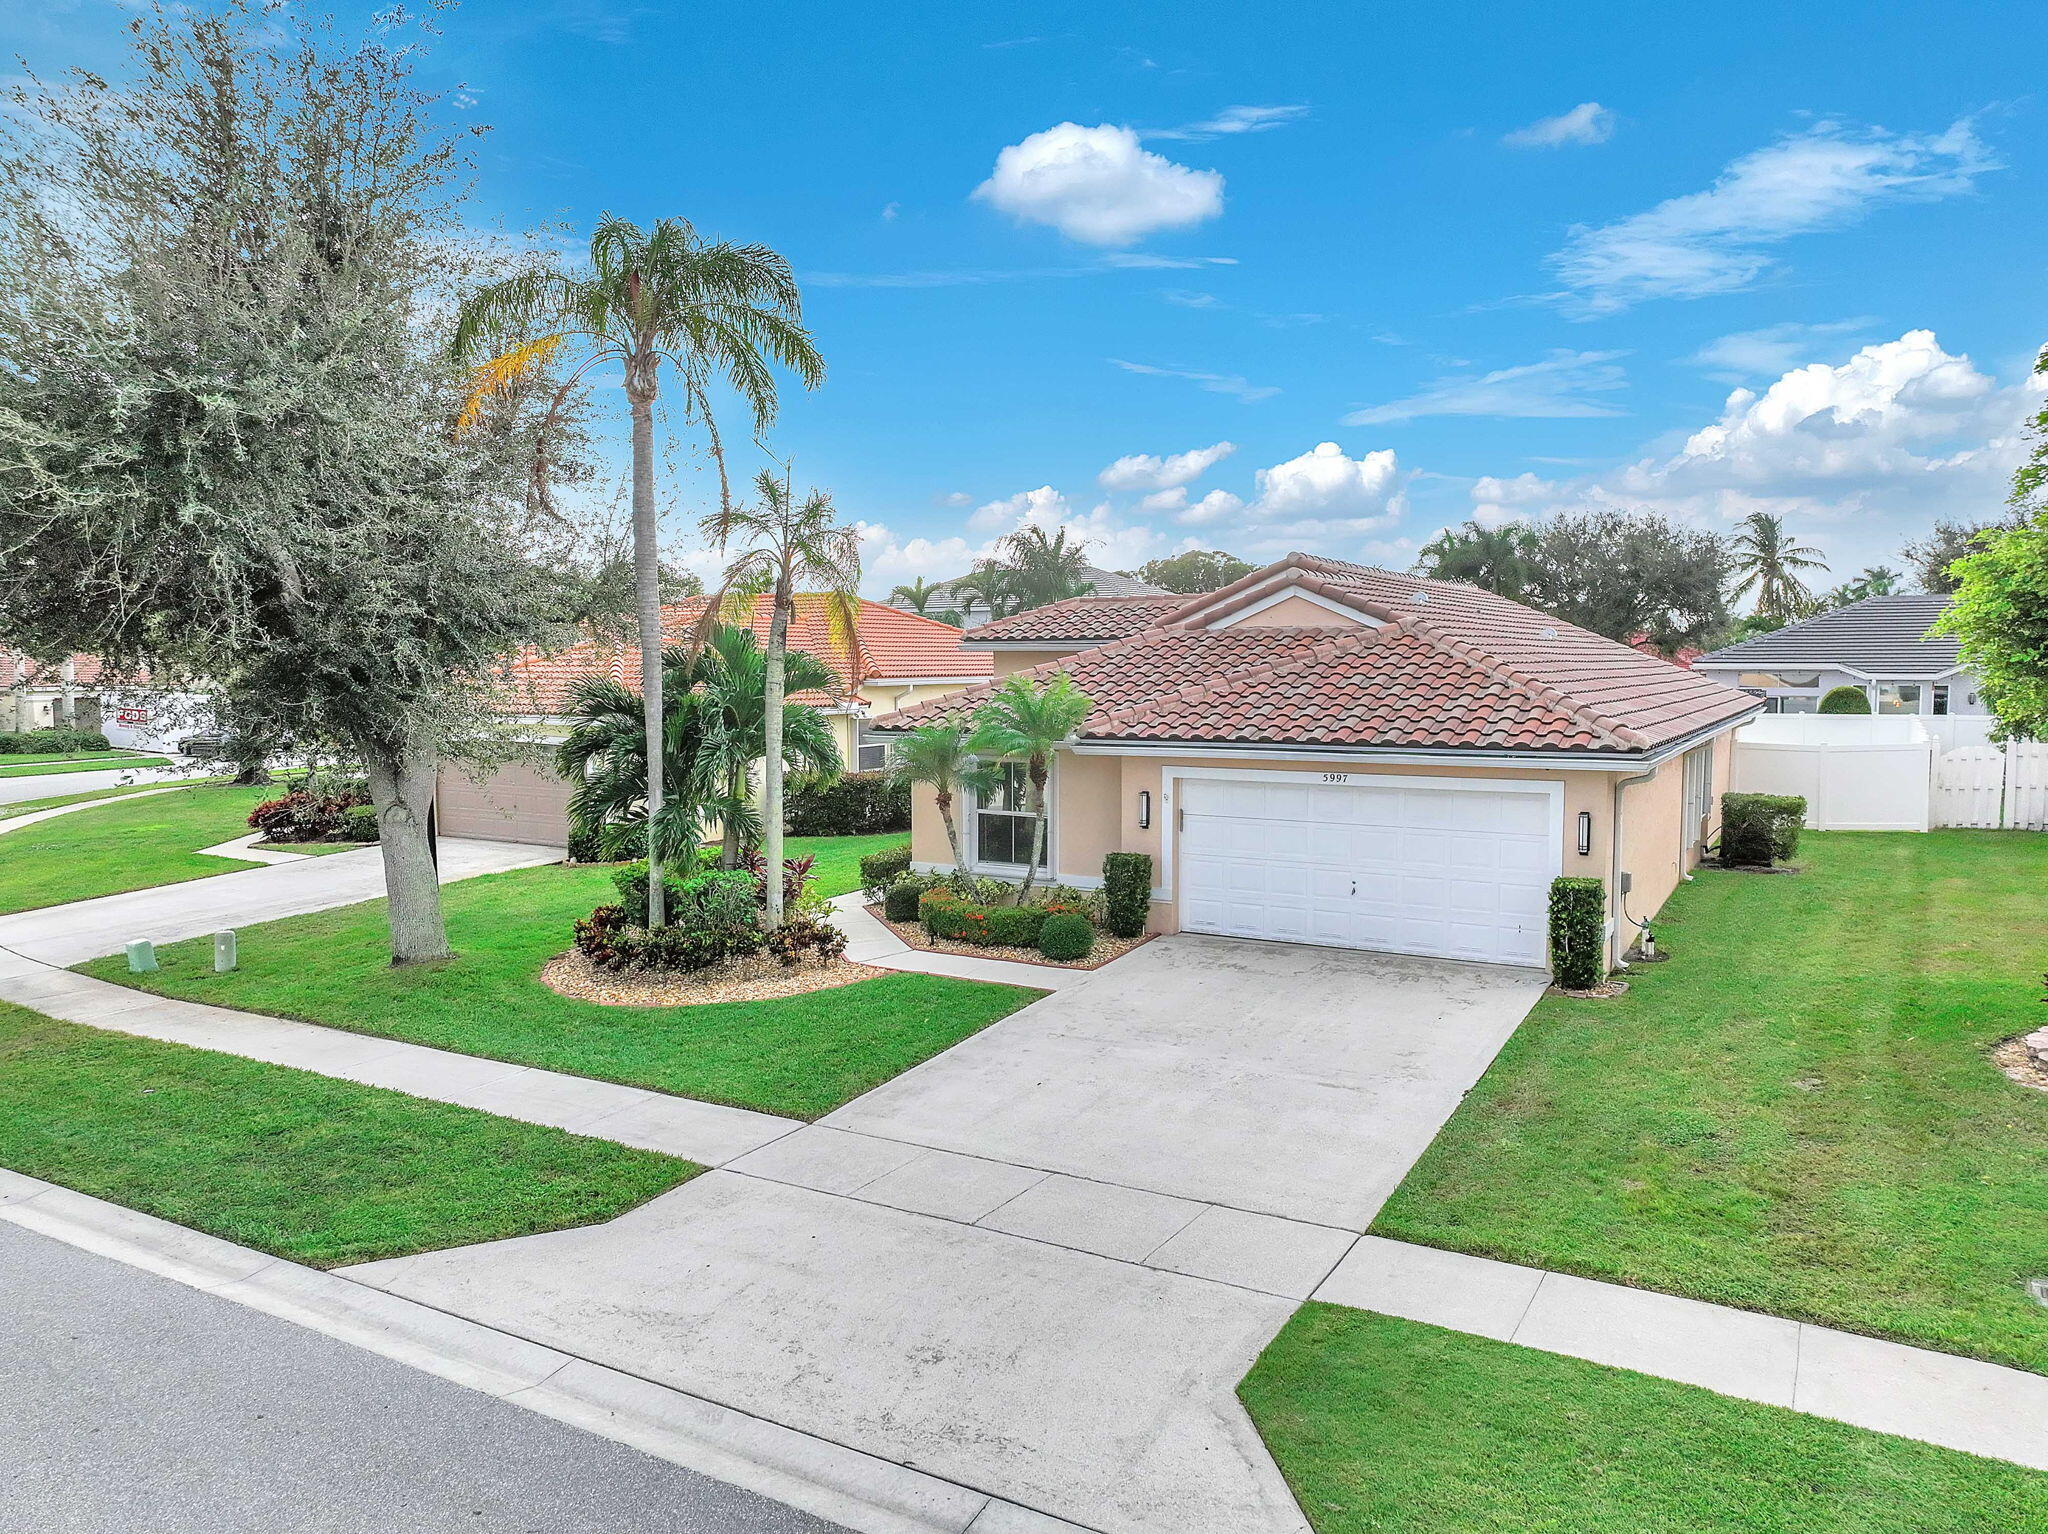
[[1681, 743, 1714, 855], [973, 760, 1049, 868], [855, 722, 894, 774], [1875, 682, 1922, 715]]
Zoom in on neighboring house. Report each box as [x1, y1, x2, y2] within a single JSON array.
[[898, 565, 1170, 630], [1691, 594, 1984, 718], [870, 553, 1761, 970], [1, 650, 104, 733], [436, 594, 989, 845]]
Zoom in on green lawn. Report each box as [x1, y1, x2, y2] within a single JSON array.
[[787, 831, 908, 898], [0, 753, 170, 778], [0, 783, 274, 914], [0, 779, 213, 822], [1240, 1306, 2048, 1533], [0, 1001, 693, 1268], [80, 851, 1037, 1120], [1374, 831, 2048, 1374]]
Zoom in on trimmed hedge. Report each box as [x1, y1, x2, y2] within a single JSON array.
[[860, 843, 912, 899], [917, 885, 1090, 953], [1548, 876, 1606, 990], [0, 728, 109, 755], [1721, 792, 1805, 867], [1818, 685, 1871, 714], [1101, 852, 1152, 938], [883, 879, 926, 922], [784, 771, 910, 836], [1037, 911, 1094, 963]]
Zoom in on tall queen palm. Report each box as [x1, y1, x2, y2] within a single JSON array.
[[703, 471, 862, 924], [1729, 512, 1828, 625], [451, 216, 824, 927]]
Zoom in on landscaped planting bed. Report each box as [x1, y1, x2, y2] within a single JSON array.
[[0, 1001, 694, 1267], [1373, 830, 2048, 1375], [81, 852, 1043, 1119], [867, 904, 1149, 971], [1241, 1305, 2048, 1533]]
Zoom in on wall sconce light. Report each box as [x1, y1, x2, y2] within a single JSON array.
[[1577, 810, 1593, 857], [1138, 790, 1152, 830]]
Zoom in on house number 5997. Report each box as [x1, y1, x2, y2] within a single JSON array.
[[1321, 772, 1350, 783]]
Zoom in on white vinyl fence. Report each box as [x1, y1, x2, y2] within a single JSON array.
[[1733, 715, 2048, 833]]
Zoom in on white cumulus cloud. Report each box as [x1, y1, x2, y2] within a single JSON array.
[[1548, 120, 1995, 315], [1345, 350, 1630, 425], [1247, 441, 1408, 531], [1503, 102, 1615, 149], [973, 122, 1224, 246], [1686, 319, 1878, 381], [1098, 440, 1237, 492]]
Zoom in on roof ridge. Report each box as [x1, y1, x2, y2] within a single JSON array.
[[1094, 624, 1399, 733], [1408, 623, 1644, 749]]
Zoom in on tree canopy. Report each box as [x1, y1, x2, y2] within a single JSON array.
[[1135, 550, 1254, 594]]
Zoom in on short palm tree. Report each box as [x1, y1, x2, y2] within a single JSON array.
[[1729, 513, 1828, 624], [887, 724, 996, 876], [701, 470, 862, 922], [890, 577, 943, 615], [965, 672, 1094, 902], [451, 215, 824, 928], [691, 621, 841, 867]]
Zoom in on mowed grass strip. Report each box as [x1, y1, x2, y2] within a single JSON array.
[[1373, 831, 2048, 1373], [1241, 1305, 2048, 1534], [0, 780, 210, 822], [0, 753, 171, 778], [82, 850, 1040, 1120], [0, 782, 274, 914], [0, 1002, 694, 1268]]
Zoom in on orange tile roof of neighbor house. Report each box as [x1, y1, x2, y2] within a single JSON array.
[[496, 594, 989, 716], [874, 553, 1759, 757]]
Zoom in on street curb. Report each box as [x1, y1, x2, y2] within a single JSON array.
[[0, 1170, 1098, 1534]]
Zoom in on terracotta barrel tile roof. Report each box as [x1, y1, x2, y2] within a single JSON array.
[[496, 595, 987, 716], [873, 553, 1757, 757], [964, 594, 1189, 644]]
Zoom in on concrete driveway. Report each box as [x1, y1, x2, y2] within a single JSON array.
[[828, 934, 1547, 1229], [340, 936, 1545, 1532]]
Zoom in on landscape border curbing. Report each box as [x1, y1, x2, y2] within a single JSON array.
[[0, 1166, 1097, 1534]]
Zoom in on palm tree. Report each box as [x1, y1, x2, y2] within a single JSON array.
[[451, 215, 824, 928], [1415, 521, 1539, 601], [988, 525, 1096, 612], [553, 627, 839, 870], [890, 577, 944, 614], [1728, 513, 1828, 624], [950, 564, 1017, 623], [965, 673, 1094, 903], [701, 470, 862, 922], [888, 724, 996, 876], [691, 622, 840, 868]]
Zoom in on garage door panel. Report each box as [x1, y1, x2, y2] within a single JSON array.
[[1176, 775, 1556, 967]]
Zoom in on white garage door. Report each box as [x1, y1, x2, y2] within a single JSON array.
[[1177, 775, 1557, 966]]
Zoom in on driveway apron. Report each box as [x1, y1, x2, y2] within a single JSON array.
[[339, 935, 1545, 1533]]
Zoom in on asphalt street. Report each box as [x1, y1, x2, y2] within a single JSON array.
[[0, 1222, 845, 1534]]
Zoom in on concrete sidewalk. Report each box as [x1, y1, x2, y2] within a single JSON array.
[[0, 835, 554, 966], [1315, 1235, 2048, 1472]]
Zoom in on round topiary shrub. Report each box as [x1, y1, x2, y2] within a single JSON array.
[[1818, 685, 1871, 714], [1037, 911, 1094, 963], [884, 879, 925, 923]]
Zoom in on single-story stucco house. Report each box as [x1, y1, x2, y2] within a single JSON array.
[[870, 553, 1763, 970], [435, 595, 989, 845], [1690, 593, 1984, 718]]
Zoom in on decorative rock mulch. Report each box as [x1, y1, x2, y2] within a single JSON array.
[[868, 906, 1149, 971], [1545, 978, 1631, 1000], [539, 947, 881, 1008], [1994, 1027, 2048, 1093]]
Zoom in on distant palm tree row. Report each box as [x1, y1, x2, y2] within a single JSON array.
[[892, 526, 1099, 626]]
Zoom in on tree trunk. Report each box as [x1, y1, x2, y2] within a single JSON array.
[[763, 586, 789, 924], [362, 742, 450, 965], [628, 369, 665, 929], [937, 786, 967, 874], [1020, 759, 1046, 903]]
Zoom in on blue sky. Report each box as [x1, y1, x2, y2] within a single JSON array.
[[13, 1, 2048, 592]]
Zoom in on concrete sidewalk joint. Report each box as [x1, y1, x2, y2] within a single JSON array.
[[0, 1171, 1099, 1534]]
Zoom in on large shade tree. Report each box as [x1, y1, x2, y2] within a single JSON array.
[[1522, 511, 1732, 652], [0, 1, 589, 963], [452, 217, 823, 929], [1135, 549, 1254, 594], [701, 472, 862, 922]]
